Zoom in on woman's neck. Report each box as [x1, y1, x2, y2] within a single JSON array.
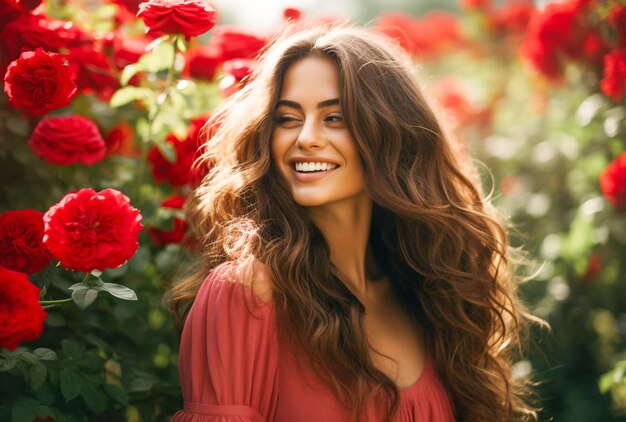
[[307, 193, 374, 297]]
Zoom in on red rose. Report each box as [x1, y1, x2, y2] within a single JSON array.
[[137, 0, 217, 39], [147, 195, 187, 246], [600, 49, 626, 102], [0, 14, 90, 67], [0, 209, 52, 274], [112, 0, 144, 14], [519, 0, 603, 80], [148, 131, 199, 186], [29, 116, 106, 166], [376, 12, 464, 59], [283, 7, 302, 21], [4, 48, 77, 116], [43, 188, 143, 272], [218, 59, 256, 97], [106, 121, 139, 157], [111, 35, 149, 69], [183, 46, 221, 81], [0, 0, 24, 33], [207, 25, 267, 62], [68, 45, 119, 101], [600, 152, 626, 211], [0, 266, 47, 352]]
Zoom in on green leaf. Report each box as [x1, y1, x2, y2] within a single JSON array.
[[156, 140, 177, 163], [81, 383, 107, 414], [60, 370, 83, 402], [18, 351, 38, 365], [11, 399, 36, 422], [101, 283, 138, 301], [68, 282, 89, 291], [34, 404, 52, 418], [72, 288, 99, 309], [61, 339, 85, 359], [29, 362, 47, 390], [175, 35, 188, 53], [33, 348, 57, 361], [104, 383, 128, 405], [129, 373, 158, 392], [140, 41, 174, 73], [120, 63, 141, 86], [109, 87, 155, 108], [0, 357, 16, 371]]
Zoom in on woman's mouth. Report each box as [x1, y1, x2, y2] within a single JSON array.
[[293, 162, 339, 173]]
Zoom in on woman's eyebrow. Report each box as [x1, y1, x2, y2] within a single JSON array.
[[277, 98, 340, 109]]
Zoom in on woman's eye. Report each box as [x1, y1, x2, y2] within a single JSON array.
[[275, 115, 300, 126], [325, 114, 344, 124]]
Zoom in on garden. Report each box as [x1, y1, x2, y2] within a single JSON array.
[[0, 0, 625, 420]]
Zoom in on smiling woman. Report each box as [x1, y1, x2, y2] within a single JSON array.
[[167, 24, 541, 422], [271, 56, 367, 208]]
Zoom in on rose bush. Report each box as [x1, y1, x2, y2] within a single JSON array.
[[0, 266, 47, 352], [3, 48, 76, 116], [28, 115, 107, 165], [43, 188, 143, 272], [0, 209, 52, 274]]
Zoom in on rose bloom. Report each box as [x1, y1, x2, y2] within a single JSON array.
[[43, 188, 143, 272], [147, 195, 188, 246], [207, 25, 267, 62], [106, 121, 139, 157], [148, 127, 200, 186], [0, 209, 52, 274], [376, 11, 464, 59], [183, 46, 221, 81], [0, 266, 47, 352], [138, 0, 217, 38], [0, 13, 90, 68], [68, 45, 119, 100], [519, 0, 603, 80], [600, 49, 626, 102], [29, 115, 107, 166], [218, 58, 256, 97], [4, 48, 77, 116], [283, 7, 302, 21], [600, 152, 626, 211]]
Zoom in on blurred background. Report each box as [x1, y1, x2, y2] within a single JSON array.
[[0, 0, 625, 421]]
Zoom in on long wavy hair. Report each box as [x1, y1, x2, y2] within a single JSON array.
[[167, 25, 540, 421]]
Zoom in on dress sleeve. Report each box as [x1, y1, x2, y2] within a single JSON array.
[[171, 264, 279, 422]]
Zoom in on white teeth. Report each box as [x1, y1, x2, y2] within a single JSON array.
[[294, 162, 337, 172]]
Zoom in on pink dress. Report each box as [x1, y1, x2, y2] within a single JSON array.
[[171, 264, 456, 422]]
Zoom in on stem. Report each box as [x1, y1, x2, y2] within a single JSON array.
[[40, 298, 73, 309], [133, 35, 182, 201]]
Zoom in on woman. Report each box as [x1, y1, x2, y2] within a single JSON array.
[[168, 25, 539, 421]]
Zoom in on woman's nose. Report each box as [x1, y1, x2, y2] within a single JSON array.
[[296, 119, 325, 150]]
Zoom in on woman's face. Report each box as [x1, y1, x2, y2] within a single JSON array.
[[271, 56, 367, 209]]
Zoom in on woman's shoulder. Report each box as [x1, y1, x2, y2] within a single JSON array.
[[202, 258, 273, 304]]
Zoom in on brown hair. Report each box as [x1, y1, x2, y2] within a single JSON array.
[[168, 25, 540, 421]]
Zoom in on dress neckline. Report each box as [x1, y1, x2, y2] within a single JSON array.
[[399, 350, 435, 396]]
